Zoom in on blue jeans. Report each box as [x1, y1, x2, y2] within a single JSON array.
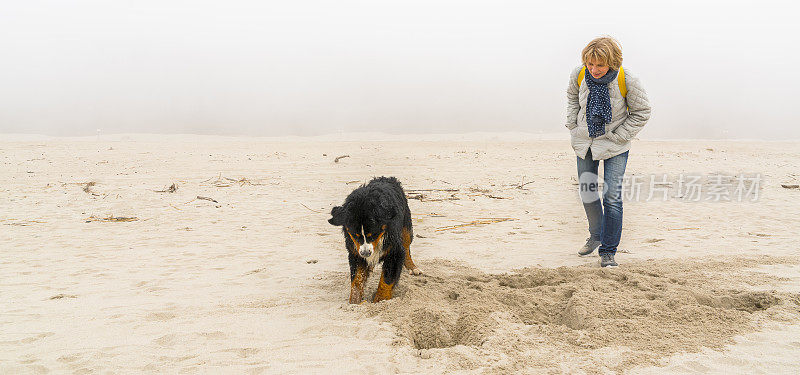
[[577, 148, 629, 254]]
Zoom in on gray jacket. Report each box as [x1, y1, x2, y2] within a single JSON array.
[[565, 66, 651, 160]]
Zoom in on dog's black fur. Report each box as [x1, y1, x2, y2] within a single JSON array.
[[328, 176, 419, 303]]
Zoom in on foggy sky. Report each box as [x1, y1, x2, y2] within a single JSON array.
[[1, 0, 797, 139]]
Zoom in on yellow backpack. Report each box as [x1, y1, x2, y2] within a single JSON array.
[[577, 66, 627, 98]]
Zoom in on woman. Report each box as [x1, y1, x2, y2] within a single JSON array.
[[565, 37, 651, 267]]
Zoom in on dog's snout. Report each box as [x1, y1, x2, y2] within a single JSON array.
[[359, 243, 374, 258]]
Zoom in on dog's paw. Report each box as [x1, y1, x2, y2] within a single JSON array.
[[408, 267, 423, 276], [348, 296, 363, 305]]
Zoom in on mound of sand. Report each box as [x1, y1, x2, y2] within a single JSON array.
[[361, 256, 800, 372]]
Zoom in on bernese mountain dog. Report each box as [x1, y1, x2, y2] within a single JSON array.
[[328, 176, 422, 304]]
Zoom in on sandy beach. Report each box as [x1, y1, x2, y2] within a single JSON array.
[[2, 133, 799, 374]]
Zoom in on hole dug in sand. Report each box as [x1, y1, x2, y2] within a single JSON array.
[[363, 257, 798, 371]]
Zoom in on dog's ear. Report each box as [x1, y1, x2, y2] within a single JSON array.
[[328, 205, 345, 226]]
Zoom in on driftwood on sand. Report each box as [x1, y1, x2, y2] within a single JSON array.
[[201, 173, 263, 187], [299, 202, 323, 213], [435, 218, 516, 232], [154, 183, 178, 193], [85, 215, 139, 223], [405, 187, 508, 201], [82, 182, 96, 194]]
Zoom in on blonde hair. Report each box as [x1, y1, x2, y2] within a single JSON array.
[[581, 37, 623, 70]]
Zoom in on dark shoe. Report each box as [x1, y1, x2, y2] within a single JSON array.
[[600, 253, 618, 267], [578, 238, 602, 256]]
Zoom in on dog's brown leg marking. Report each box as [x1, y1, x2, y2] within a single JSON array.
[[349, 266, 369, 304], [373, 273, 394, 302], [402, 227, 422, 275]]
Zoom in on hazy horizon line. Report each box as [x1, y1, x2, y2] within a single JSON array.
[[3, 131, 798, 143]]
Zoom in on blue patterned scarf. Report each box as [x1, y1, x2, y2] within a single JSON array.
[[585, 68, 618, 138]]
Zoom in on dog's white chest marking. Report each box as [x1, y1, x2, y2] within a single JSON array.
[[364, 248, 382, 268], [360, 227, 384, 268]]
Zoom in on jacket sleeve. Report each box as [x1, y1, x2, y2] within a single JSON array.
[[612, 70, 651, 141], [565, 67, 581, 130]]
